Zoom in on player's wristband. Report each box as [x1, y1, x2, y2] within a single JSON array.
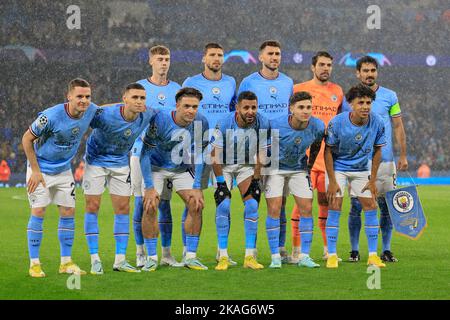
[[216, 175, 225, 183]]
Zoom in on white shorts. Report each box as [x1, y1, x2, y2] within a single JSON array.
[[141, 168, 194, 196], [343, 162, 397, 198], [372, 161, 397, 195], [264, 170, 313, 199], [83, 164, 131, 197], [221, 164, 254, 190], [326, 171, 372, 198], [26, 167, 75, 208], [131, 156, 173, 200]]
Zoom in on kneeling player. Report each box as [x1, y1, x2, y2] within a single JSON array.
[[211, 91, 269, 271], [324, 84, 386, 269], [140, 87, 209, 271], [264, 92, 324, 268]]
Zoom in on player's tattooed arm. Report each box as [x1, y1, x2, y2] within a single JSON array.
[[22, 129, 46, 193], [324, 145, 340, 207], [392, 116, 408, 171]]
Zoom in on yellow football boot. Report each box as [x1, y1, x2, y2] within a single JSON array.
[[215, 256, 229, 271], [29, 263, 46, 278], [326, 254, 339, 268], [367, 254, 386, 268], [243, 256, 264, 270], [59, 261, 87, 275]]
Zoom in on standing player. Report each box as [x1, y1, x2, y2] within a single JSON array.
[[83, 83, 156, 274], [264, 92, 324, 268], [22, 78, 97, 277], [131, 45, 182, 268], [346, 56, 408, 262], [290, 51, 344, 262], [238, 40, 293, 261], [211, 91, 270, 271], [183, 42, 237, 265], [140, 88, 209, 271], [324, 84, 386, 269]]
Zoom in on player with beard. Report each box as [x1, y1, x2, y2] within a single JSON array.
[[238, 40, 293, 262], [345, 56, 408, 263], [290, 51, 344, 263], [211, 91, 270, 271], [183, 43, 237, 265]]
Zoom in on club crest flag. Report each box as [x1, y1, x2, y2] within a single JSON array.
[[385, 185, 427, 240]]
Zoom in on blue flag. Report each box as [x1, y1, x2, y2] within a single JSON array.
[[385, 185, 427, 240]]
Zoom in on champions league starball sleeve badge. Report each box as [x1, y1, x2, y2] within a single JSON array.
[[385, 185, 427, 240]]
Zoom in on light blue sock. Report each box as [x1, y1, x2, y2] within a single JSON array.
[[326, 210, 340, 254], [144, 238, 158, 256], [244, 199, 259, 249], [27, 215, 43, 259], [266, 216, 280, 255], [378, 197, 392, 252], [279, 207, 287, 248], [84, 212, 99, 254], [186, 234, 200, 253], [181, 207, 188, 246], [114, 214, 129, 255], [364, 209, 379, 253], [58, 217, 75, 257], [348, 197, 362, 251], [158, 199, 173, 248], [132, 197, 144, 246], [216, 199, 231, 250], [300, 216, 314, 255]]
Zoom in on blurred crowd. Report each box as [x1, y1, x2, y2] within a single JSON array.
[[1, 0, 449, 177]]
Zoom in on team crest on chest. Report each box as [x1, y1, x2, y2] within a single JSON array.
[[72, 127, 80, 135], [124, 129, 132, 137], [331, 94, 338, 102], [158, 93, 166, 101], [295, 137, 302, 145], [355, 134, 362, 141], [269, 86, 277, 94], [212, 87, 221, 95]]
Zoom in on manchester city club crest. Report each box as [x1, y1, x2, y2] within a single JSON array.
[[386, 185, 427, 239], [72, 127, 80, 135], [269, 86, 277, 94], [331, 94, 338, 102], [295, 137, 302, 145], [212, 87, 221, 95], [158, 93, 166, 101], [355, 133, 362, 141], [124, 129, 132, 137], [393, 190, 414, 213]]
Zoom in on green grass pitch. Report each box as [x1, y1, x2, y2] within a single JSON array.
[[0, 186, 449, 300]]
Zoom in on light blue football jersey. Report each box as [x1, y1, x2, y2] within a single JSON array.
[[141, 110, 209, 189], [238, 71, 293, 120], [211, 112, 270, 165], [270, 115, 325, 171], [131, 78, 181, 157], [341, 86, 400, 162], [29, 102, 98, 174], [182, 73, 236, 129], [326, 112, 386, 172], [86, 104, 155, 167]]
